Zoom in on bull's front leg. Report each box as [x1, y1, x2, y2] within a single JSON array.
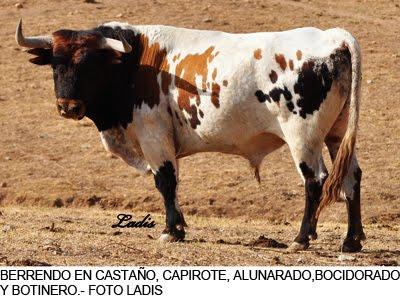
[[153, 160, 187, 242], [137, 124, 187, 242]]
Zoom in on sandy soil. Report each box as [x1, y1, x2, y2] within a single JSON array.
[[1, 206, 399, 266], [0, 0, 399, 265]]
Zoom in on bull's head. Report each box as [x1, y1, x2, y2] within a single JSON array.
[[16, 19, 132, 120]]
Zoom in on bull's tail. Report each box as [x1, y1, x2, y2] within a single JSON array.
[[316, 29, 362, 218]]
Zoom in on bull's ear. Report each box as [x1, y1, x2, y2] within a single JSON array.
[[26, 48, 52, 65]]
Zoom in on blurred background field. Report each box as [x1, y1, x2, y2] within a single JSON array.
[[0, 0, 399, 265]]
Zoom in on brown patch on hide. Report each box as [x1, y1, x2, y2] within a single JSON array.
[[172, 53, 181, 62], [212, 68, 217, 80], [253, 49, 262, 60], [296, 50, 302, 60], [211, 82, 220, 108], [175, 46, 216, 128], [289, 59, 294, 71], [275, 53, 287, 71], [269, 70, 278, 83]]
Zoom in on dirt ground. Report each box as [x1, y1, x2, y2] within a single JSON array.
[[0, 0, 399, 266], [1, 206, 399, 266]]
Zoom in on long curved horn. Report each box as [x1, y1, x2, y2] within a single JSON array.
[[15, 19, 52, 48], [101, 34, 132, 53]]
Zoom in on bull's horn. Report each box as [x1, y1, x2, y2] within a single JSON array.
[[101, 35, 132, 53], [15, 19, 52, 48]]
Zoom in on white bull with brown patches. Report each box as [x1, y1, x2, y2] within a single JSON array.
[[16, 19, 364, 252]]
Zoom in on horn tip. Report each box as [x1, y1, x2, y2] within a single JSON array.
[[15, 19, 52, 49], [16, 18, 22, 44], [17, 18, 22, 31]]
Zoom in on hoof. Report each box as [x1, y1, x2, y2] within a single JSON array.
[[341, 237, 363, 253], [158, 233, 180, 243], [308, 232, 318, 240], [287, 241, 309, 253], [158, 225, 185, 243]]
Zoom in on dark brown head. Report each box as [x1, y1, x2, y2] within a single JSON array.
[[16, 19, 132, 121]]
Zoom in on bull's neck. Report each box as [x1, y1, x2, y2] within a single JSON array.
[[102, 26, 172, 106], [86, 25, 171, 131], [130, 28, 172, 109]]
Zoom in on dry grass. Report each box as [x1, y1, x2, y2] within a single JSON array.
[[0, 0, 399, 265], [0, 206, 399, 266]]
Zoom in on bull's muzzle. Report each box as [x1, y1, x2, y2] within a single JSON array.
[[56, 98, 85, 120]]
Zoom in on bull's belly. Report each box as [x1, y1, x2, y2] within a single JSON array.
[[174, 100, 285, 162]]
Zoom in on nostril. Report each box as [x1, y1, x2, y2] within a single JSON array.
[[70, 105, 80, 113], [57, 99, 84, 118], [67, 104, 81, 115]]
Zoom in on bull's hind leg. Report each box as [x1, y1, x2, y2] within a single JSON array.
[[326, 138, 365, 252], [285, 140, 328, 252]]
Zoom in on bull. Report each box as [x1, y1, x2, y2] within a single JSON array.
[[16, 19, 365, 252]]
